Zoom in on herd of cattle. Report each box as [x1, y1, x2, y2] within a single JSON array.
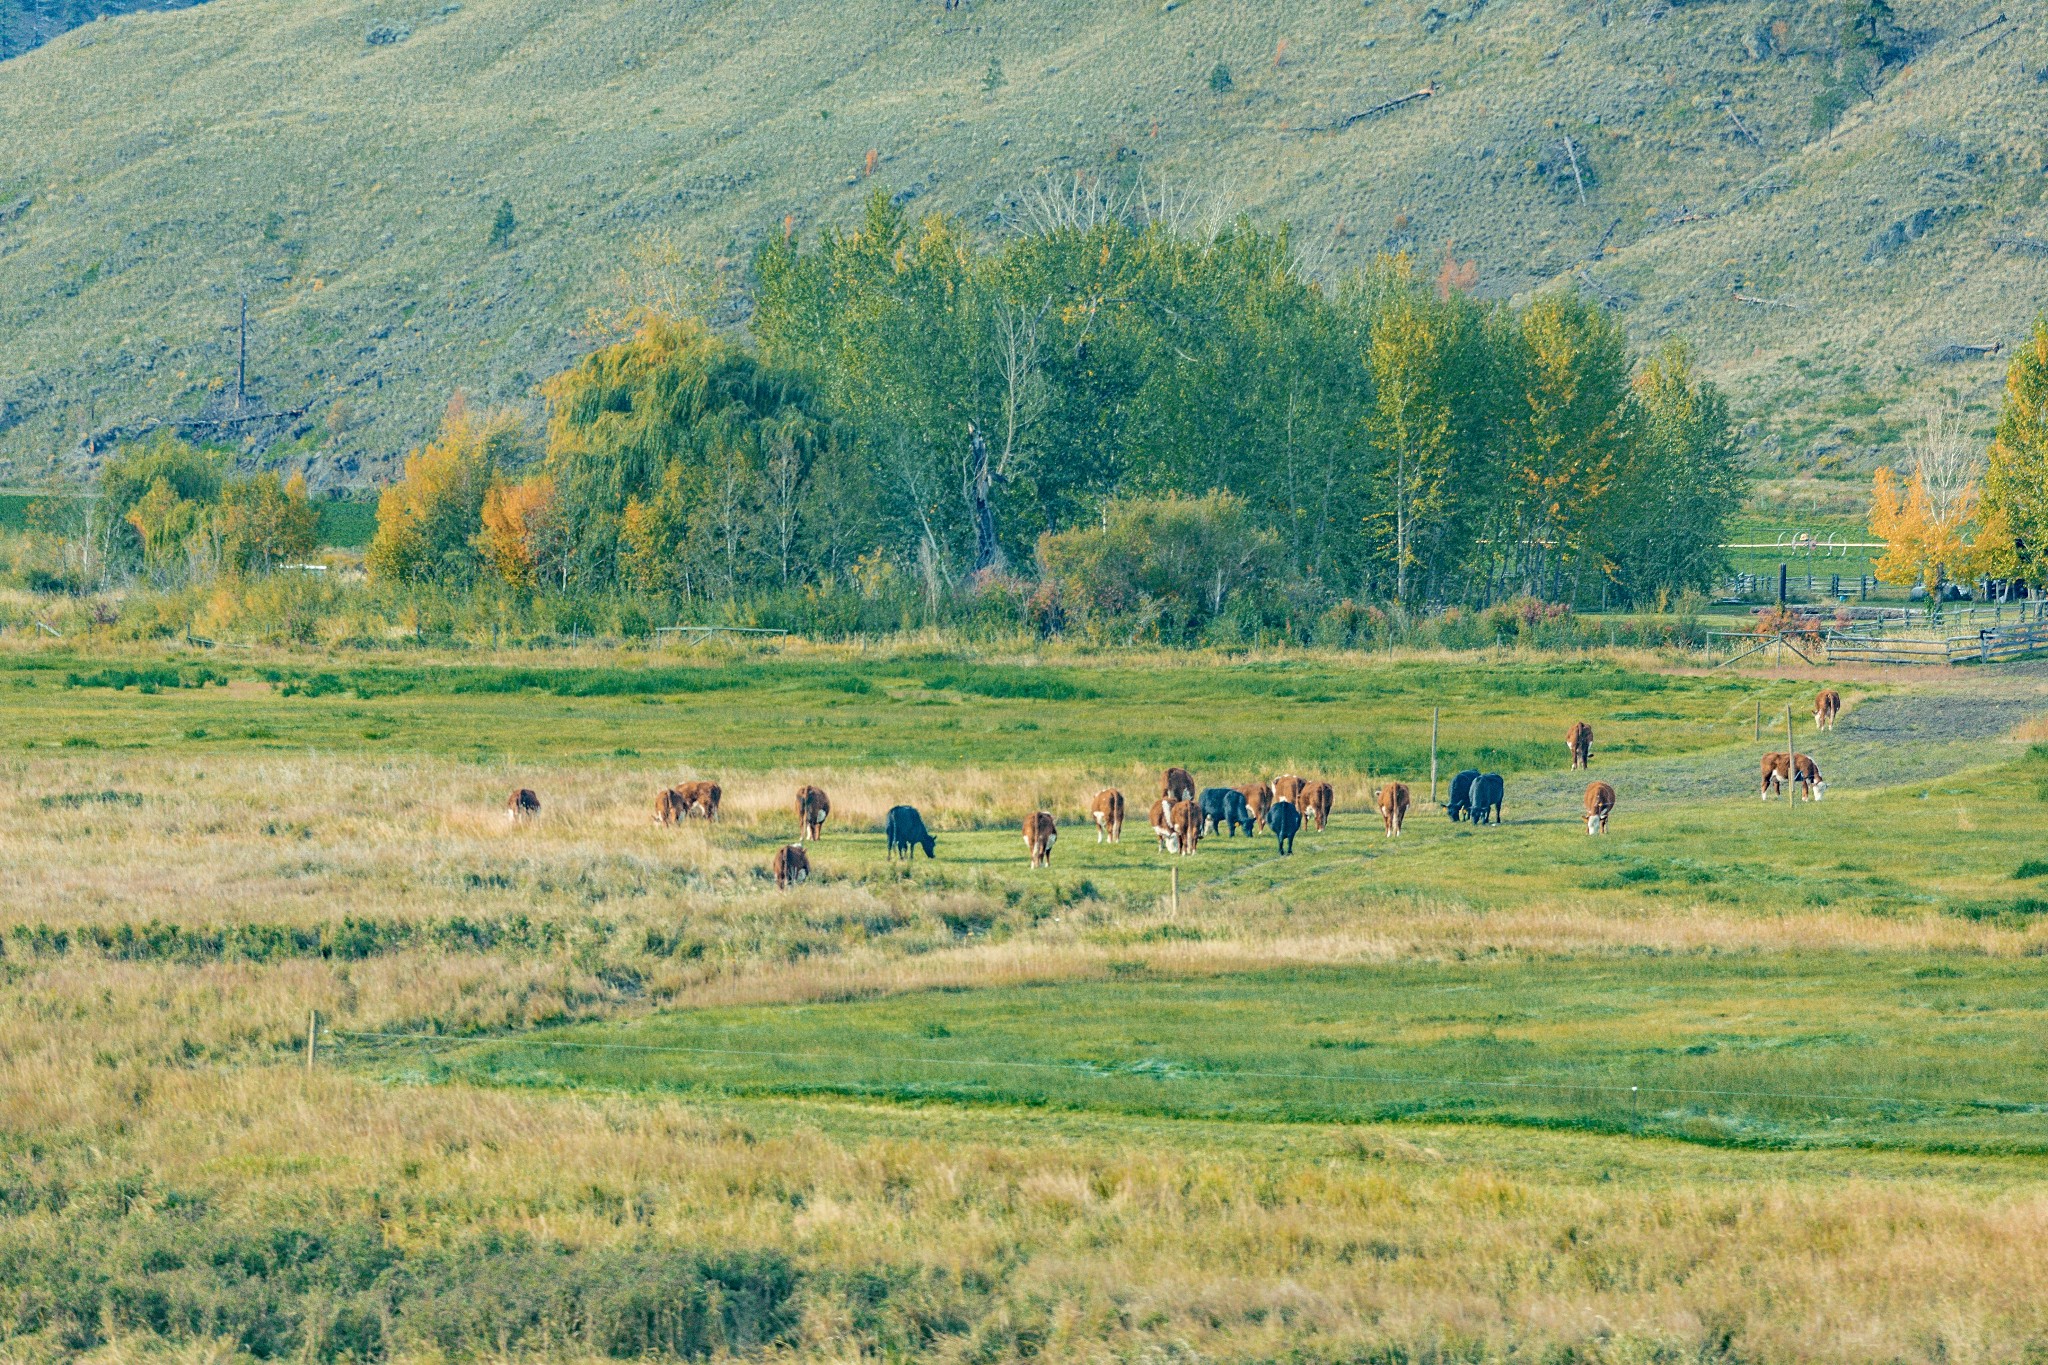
[[499, 689, 1846, 886]]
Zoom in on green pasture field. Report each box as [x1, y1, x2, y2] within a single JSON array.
[[4, 649, 1813, 781], [0, 491, 373, 547]]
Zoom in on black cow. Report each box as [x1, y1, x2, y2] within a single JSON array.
[[1446, 769, 1481, 822], [1472, 773, 1504, 826], [1269, 799, 1302, 855], [885, 805, 936, 861], [1198, 786, 1253, 837]]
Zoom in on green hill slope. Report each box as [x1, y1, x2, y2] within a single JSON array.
[[1, 0, 2043, 509]]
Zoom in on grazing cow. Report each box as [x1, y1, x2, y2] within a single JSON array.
[[1584, 781, 1615, 835], [772, 843, 810, 889], [1377, 781, 1410, 837], [885, 805, 936, 861], [1446, 769, 1481, 822], [1090, 788, 1126, 843], [1240, 782, 1274, 831], [1199, 786, 1254, 837], [1304, 781, 1334, 833], [1025, 811, 1057, 867], [1815, 689, 1842, 732], [654, 787, 687, 826], [1150, 796, 1180, 853], [1269, 799, 1302, 855], [673, 780, 721, 821], [506, 788, 540, 823], [1472, 773, 1505, 827], [796, 785, 830, 842], [1272, 773, 1307, 806], [1567, 722, 1594, 770], [1169, 798, 1202, 857], [1791, 753, 1826, 801], [1161, 767, 1197, 804]]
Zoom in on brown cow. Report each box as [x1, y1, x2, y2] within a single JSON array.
[[1169, 798, 1202, 857], [1025, 811, 1058, 867], [1814, 689, 1842, 732], [1567, 722, 1593, 770], [1376, 781, 1410, 837], [506, 788, 540, 823], [772, 843, 810, 889], [796, 785, 830, 842], [1161, 767, 1197, 804], [654, 787, 687, 826], [1792, 753, 1825, 801], [675, 780, 721, 821], [1239, 782, 1274, 831], [1304, 780, 1334, 833], [1272, 774, 1307, 806], [1150, 796, 1180, 852], [1584, 781, 1615, 835], [1090, 789, 1126, 843]]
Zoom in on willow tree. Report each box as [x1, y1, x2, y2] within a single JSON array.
[[1983, 320, 2048, 586]]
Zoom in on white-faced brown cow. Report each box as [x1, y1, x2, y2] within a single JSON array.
[[1161, 767, 1197, 804], [1584, 780, 1615, 835], [772, 843, 811, 889], [1567, 722, 1594, 770], [506, 788, 540, 823], [1272, 774, 1307, 806], [1304, 781, 1334, 833], [1239, 782, 1274, 831], [1150, 796, 1180, 852], [1814, 689, 1842, 732], [796, 785, 830, 842], [1376, 781, 1410, 837], [1090, 789, 1126, 843], [1169, 799, 1202, 857], [1025, 811, 1058, 868]]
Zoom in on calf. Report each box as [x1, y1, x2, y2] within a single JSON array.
[[1304, 781, 1334, 832], [506, 788, 540, 823], [1199, 786, 1253, 837], [1090, 788, 1126, 843], [1472, 773, 1504, 826], [1025, 811, 1057, 867], [1446, 769, 1481, 822], [885, 805, 936, 861], [1161, 767, 1197, 804], [1377, 781, 1410, 837], [1169, 798, 1202, 857], [1272, 773, 1307, 806], [654, 787, 686, 826], [772, 843, 810, 889], [1150, 796, 1180, 853], [1584, 781, 1615, 835], [1815, 689, 1842, 732], [1567, 721, 1594, 770], [1240, 782, 1274, 831], [796, 785, 830, 842], [1269, 799, 1302, 855]]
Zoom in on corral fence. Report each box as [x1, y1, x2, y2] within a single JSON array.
[[1701, 601, 2048, 668]]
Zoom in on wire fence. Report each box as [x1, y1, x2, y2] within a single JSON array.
[[322, 1029, 2048, 1136]]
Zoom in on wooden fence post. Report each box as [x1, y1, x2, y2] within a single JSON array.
[[1753, 700, 1759, 741], [1169, 866, 1179, 918], [1785, 706, 1794, 804], [305, 1011, 317, 1072], [1429, 707, 1440, 806]]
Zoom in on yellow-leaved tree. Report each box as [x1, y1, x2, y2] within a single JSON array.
[[1870, 404, 2002, 593], [367, 397, 527, 583], [476, 473, 562, 590]]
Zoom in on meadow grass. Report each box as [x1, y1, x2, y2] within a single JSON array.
[[1, 641, 2045, 1361]]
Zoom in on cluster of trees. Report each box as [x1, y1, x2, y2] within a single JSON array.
[[1869, 321, 2048, 597], [92, 435, 319, 585], [365, 192, 1745, 631]]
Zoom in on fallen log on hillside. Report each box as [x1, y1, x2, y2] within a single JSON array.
[[1295, 84, 1438, 134]]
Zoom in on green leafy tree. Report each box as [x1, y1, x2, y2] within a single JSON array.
[[1982, 320, 2048, 585], [1599, 342, 1745, 602]]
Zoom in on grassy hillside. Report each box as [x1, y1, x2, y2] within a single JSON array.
[[1, 0, 2044, 513]]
